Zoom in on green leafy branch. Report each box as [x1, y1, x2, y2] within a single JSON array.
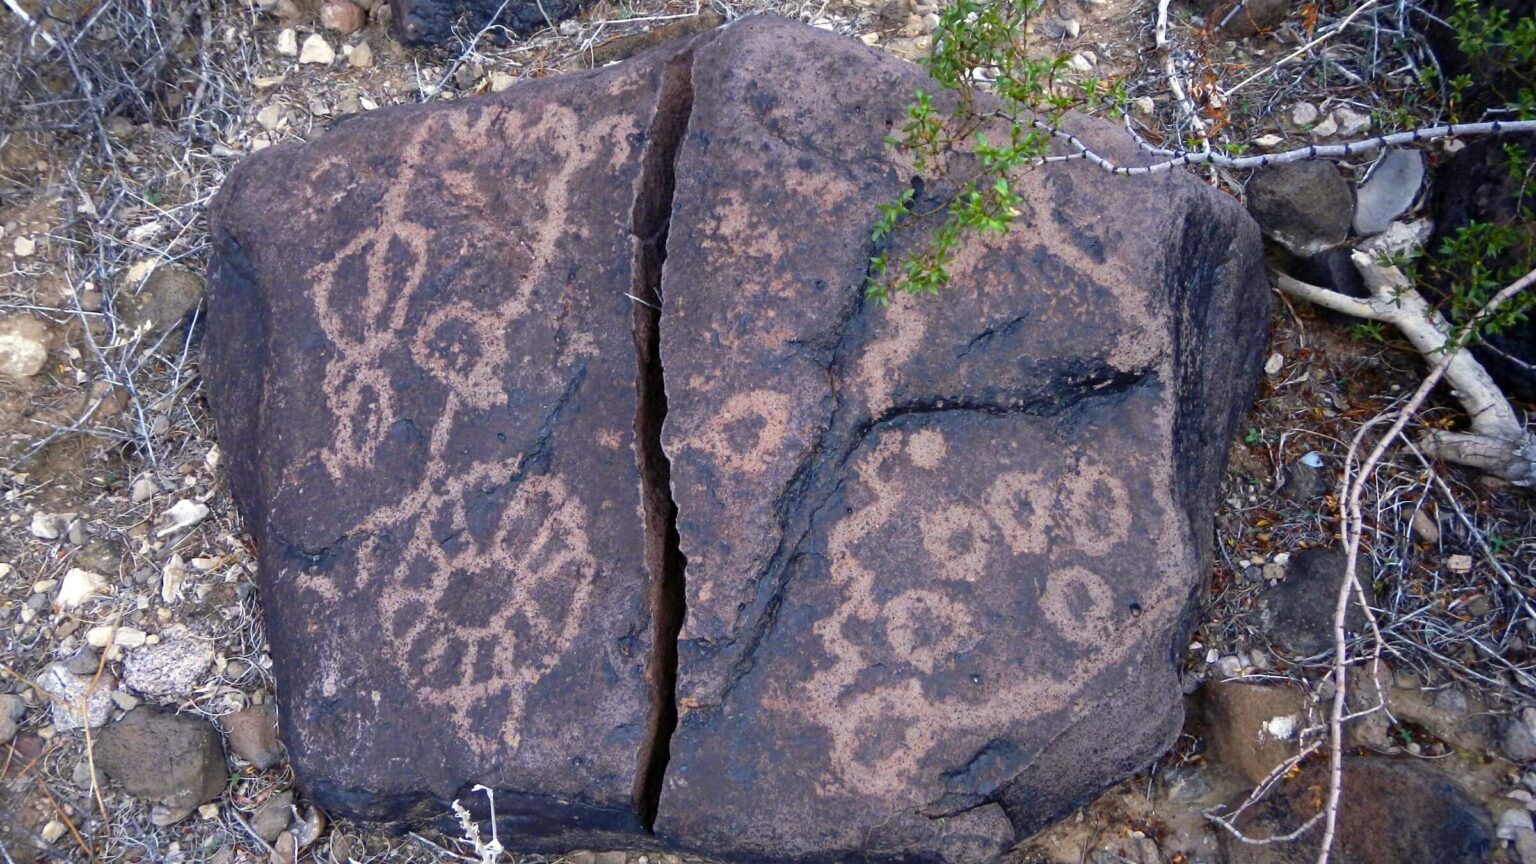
[[865, 0, 1067, 304]]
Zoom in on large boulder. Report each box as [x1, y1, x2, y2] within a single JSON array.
[[1218, 757, 1494, 863], [206, 37, 695, 845], [653, 19, 1267, 860], [205, 15, 1269, 862]]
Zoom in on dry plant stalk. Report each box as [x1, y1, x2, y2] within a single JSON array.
[[1313, 265, 1535, 863], [1276, 255, 1536, 487]]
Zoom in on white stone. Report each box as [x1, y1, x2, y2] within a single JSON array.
[[1447, 554, 1473, 574], [275, 28, 298, 56], [1333, 106, 1371, 137], [12, 236, 35, 257], [1311, 113, 1339, 138], [347, 40, 372, 69], [29, 511, 65, 540], [1289, 102, 1319, 128], [56, 568, 108, 609], [299, 33, 336, 65], [0, 317, 49, 378], [38, 663, 113, 730], [130, 475, 160, 503], [156, 499, 210, 537], [87, 625, 148, 649], [256, 104, 285, 132], [161, 553, 189, 604], [1262, 713, 1298, 740]]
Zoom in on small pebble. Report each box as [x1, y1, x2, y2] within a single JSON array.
[[299, 33, 336, 65], [347, 40, 373, 68], [319, 0, 366, 34]]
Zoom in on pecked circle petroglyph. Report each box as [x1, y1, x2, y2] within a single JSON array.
[[206, 17, 1270, 860], [800, 427, 1149, 799]]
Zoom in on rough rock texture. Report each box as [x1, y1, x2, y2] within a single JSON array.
[[93, 707, 227, 824], [123, 634, 215, 697], [206, 16, 1269, 862], [37, 661, 113, 730], [1197, 682, 1310, 785], [389, 0, 585, 45], [1256, 547, 1375, 658], [1246, 161, 1354, 256], [652, 20, 1268, 861], [1220, 758, 1494, 863], [206, 39, 695, 845]]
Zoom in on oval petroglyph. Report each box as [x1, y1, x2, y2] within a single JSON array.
[[688, 389, 793, 476], [803, 426, 1139, 798]]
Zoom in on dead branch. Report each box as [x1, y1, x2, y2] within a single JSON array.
[[1030, 117, 1536, 176], [1275, 255, 1536, 487], [1317, 266, 1536, 864]]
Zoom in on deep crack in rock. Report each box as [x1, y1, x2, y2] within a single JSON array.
[[629, 43, 699, 832]]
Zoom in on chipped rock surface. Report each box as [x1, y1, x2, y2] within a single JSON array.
[[204, 17, 1270, 861], [38, 662, 114, 730], [123, 634, 215, 698]]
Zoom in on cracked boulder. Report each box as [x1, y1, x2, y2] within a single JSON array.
[[205, 15, 1269, 863]]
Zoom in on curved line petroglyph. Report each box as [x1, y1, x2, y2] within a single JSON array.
[[293, 103, 628, 751], [795, 426, 1164, 802]]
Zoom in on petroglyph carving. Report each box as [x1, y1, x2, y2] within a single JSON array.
[[206, 17, 1271, 862]]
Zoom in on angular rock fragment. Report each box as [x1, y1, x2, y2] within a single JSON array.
[[206, 16, 1269, 862]]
